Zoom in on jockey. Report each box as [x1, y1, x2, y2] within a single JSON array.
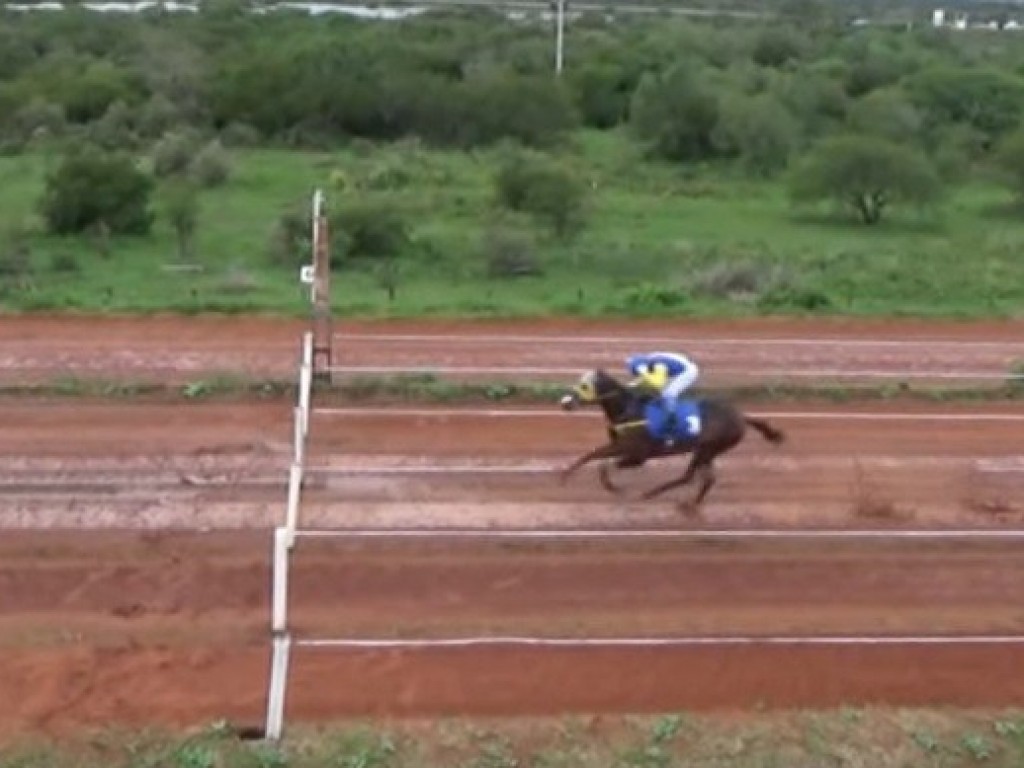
[[626, 351, 700, 417]]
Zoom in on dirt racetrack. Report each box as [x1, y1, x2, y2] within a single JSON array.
[[1, 314, 1023, 741]]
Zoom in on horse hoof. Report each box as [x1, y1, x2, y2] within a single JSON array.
[[676, 500, 701, 517]]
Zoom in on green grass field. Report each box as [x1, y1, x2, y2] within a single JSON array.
[[6, 710, 1024, 768], [3, 131, 1024, 319]]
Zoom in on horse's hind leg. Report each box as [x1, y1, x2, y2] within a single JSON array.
[[693, 461, 717, 506], [677, 461, 717, 517], [640, 449, 707, 502]]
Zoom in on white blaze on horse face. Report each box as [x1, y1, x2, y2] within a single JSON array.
[[574, 370, 598, 402]]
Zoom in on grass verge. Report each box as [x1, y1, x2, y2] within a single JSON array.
[[2, 372, 1023, 405], [5, 710, 1024, 767], [3, 132, 1024, 318]]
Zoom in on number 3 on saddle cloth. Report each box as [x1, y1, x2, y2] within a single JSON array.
[[642, 399, 702, 443]]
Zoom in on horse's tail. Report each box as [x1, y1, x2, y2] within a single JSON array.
[[744, 415, 785, 445]]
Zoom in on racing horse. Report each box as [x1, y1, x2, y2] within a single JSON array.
[[558, 369, 785, 513]]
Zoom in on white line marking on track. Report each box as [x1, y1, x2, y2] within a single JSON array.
[[325, 365, 1021, 381], [292, 528, 1024, 539], [334, 332, 1024, 350], [312, 407, 1024, 421], [305, 456, 1024, 474], [296, 634, 1024, 648]]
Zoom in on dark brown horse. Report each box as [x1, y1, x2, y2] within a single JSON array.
[[558, 369, 785, 513]]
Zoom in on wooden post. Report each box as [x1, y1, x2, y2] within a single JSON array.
[[311, 189, 332, 379]]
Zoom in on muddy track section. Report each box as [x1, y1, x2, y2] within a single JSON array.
[[1, 317, 1024, 739], [0, 401, 1020, 529]]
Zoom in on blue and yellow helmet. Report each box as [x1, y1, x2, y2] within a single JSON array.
[[626, 354, 647, 372]]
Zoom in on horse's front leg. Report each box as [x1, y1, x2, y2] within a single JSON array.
[[598, 454, 648, 495], [560, 442, 622, 485]]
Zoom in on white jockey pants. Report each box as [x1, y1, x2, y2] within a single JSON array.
[[663, 364, 699, 400]]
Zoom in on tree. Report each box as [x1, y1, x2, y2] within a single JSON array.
[[494, 151, 588, 239], [907, 66, 1024, 145], [752, 26, 806, 69], [772, 70, 848, 140], [994, 129, 1024, 204], [39, 144, 154, 235], [164, 182, 199, 261], [713, 94, 800, 178], [789, 135, 942, 225], [570, 62, 633, 129], [630, 63, 719, 162], [331, 203, 410, 262], [846, 88, 923, 146], [457, 72, 579, 148]]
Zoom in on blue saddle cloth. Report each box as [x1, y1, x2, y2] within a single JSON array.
[[643, 399, 702, 441]]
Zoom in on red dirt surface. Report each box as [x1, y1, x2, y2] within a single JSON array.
[[1, 315, 1023, 741], [4, 532, 1024, 739], [1, 313, 1022, 384]]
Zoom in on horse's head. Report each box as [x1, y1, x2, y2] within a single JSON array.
[[559, 369, 634, 420]]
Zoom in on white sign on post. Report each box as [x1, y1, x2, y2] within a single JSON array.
[[299, 264, 315, 301]]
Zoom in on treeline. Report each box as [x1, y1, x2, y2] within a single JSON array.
[[2, 4, 1024, 161], [6, 2, 1024, 238]]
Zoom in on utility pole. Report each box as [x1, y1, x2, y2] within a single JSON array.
[[554, 0, 566, 74]]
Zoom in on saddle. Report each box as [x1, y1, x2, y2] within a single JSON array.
[[642, 398, 702, 442]]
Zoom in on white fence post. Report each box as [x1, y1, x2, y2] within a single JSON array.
[[271, 526, 290, 632], [284, 462, 302, 546], [299, 369, 312, 437], [266, 527, 293, 741], [293, 407, 305, 467], [265, 632, 292, 741]]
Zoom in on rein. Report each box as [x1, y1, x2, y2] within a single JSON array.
[[591, 379, 648, 434]]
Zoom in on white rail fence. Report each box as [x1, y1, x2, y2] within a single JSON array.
[[265, 328, 312, 740]]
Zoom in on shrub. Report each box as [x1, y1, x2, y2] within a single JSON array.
[[152, 129, 202, 178], [994, 129, 1024, 203], [494, 151, 587, 239], [86, 99, 140, 150], [481, 223, 541, 279], [908, 65, 1024, 144], [11, 99, 66, 143], [39, 144, 154, 235], [332, 202, 410, 261], [190, 139, 231, 188], [137, 94, 181, 140], [360, 160, 413, 192], [219, 121, 261, 148], [691, 261, 794, 301], [713, 94, 800, 178], [164, 182, 200, 260], [267, 201, 311, 267], [457, 72, 579, 148], [846, 88, 923, 147], [570, 62, 633, 129]]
